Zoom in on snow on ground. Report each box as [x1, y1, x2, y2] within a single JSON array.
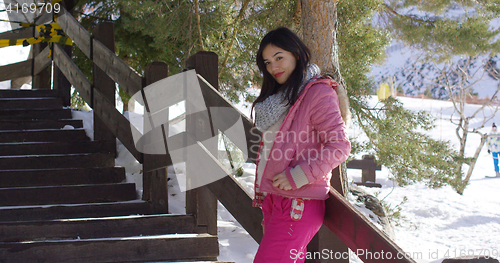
[[111, 94, 500, 263]]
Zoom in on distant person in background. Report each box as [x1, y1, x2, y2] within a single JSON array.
[[487, 123, 500, 177]]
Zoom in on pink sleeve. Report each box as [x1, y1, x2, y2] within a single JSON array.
[[296, 84, 351, 183]]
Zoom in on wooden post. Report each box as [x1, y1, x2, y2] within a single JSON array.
[[92, 22, 116, 158], [53, 44, 72, 106], [32, 43, 51, 90], [53, 0, 73, 106], [142, 62, 170, 214], [185, 51, 219, 235], [361, 155, 377, 183], [307, 165, 350, 263]]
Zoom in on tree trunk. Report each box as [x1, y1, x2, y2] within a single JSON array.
[[458, 133, 488, 194], [300, 1, 349, 262], [300, 0, 348, 191], [300, 0, 339, 76]]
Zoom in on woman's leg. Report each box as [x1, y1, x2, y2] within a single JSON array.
[[253, 194, 325, 263]]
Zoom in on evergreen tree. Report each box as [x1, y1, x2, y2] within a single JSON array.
[[70, 0, 465, 192], [380, 0, 500, 194]]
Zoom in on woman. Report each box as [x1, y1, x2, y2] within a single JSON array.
[[252, 27, 351, 262]]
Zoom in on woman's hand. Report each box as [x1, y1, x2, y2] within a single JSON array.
[[272, 173, 292, 190]]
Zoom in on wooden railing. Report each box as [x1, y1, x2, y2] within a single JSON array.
[[0, 5, 416, 263]]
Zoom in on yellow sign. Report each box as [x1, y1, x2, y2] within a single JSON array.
[[377, 82, 391, 101]]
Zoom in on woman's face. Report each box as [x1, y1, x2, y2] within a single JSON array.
[[262, 44, 297, 84]]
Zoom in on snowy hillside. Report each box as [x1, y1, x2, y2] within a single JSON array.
[[370, 10, 500, 99]]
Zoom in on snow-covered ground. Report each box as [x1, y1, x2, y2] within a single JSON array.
[[1, 2, 500, 262], [99, 94, 500, 263]]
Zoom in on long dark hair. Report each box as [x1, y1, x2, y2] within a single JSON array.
[[251, 27, 311, 119]]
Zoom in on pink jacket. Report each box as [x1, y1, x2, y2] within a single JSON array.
[[253, 76, 351, 206]]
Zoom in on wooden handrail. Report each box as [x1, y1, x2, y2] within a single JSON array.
[[53, 44, 144, 163], [325, 187, 416, 263], [57, 6, 142, 96], [197, 76, 261, 163], [56, 7, 92, 57]]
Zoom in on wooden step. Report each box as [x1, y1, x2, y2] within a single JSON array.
[[0, 119, 83, 130], [0, 200, 153, 222], [0, 183, 137, 206], [0, 167, 126, 188], [0, 141, 114, 156], [0, 233, 219, 263], [0, 153, 114, 169], [0, 129, 90, 143], [0, 214, 205, 242], [0, 97, 63, 110], [0, 109, 72, 120], [0, 89, 58, 98]]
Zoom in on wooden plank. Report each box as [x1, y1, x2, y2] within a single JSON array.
[[186, 51, 219, 91], [346, 159, 382, 170], [56, 6, 92, 57], [92, 38, 142, 96], [307, 166, 349, 263], [0, 109, 72, 120], [0, 167, 125, 188], [92, 88, 144, 163], [0, 97, 63, 110], [186, 54, 218, 236], [0, 234, 219, 263], [53, 44, 72, 106], [142, 61, 170, 213], [324, 187, 417, 263], [33, 45, 52, 75], [0, 89, 57, 98], [0, 140, 114, 156], [0, 43, 48, 82], [0, 60, 32, 82], [0, 214, 202, 242], [53, 44, 143, 163], [0, 27, 35, 41], [0, 183, 137, 206], [32, 43, 51, 90], [0, 201, 153, 222], [0, 129, 89, 143], [92, 22, 116, 159], [0, 119, 83, 130], [196, 141, 264, 243], [0, 153, 115, 170], [53, 44, 92, 103], [197, 76, 261, 163]]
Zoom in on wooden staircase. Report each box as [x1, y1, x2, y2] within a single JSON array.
[[0, 89, 223, 262]]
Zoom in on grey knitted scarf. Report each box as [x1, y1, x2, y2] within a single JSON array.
[[254, 64, 321, 131]]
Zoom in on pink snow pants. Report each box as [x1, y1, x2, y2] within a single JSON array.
[[253, 193, 325, 263]]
